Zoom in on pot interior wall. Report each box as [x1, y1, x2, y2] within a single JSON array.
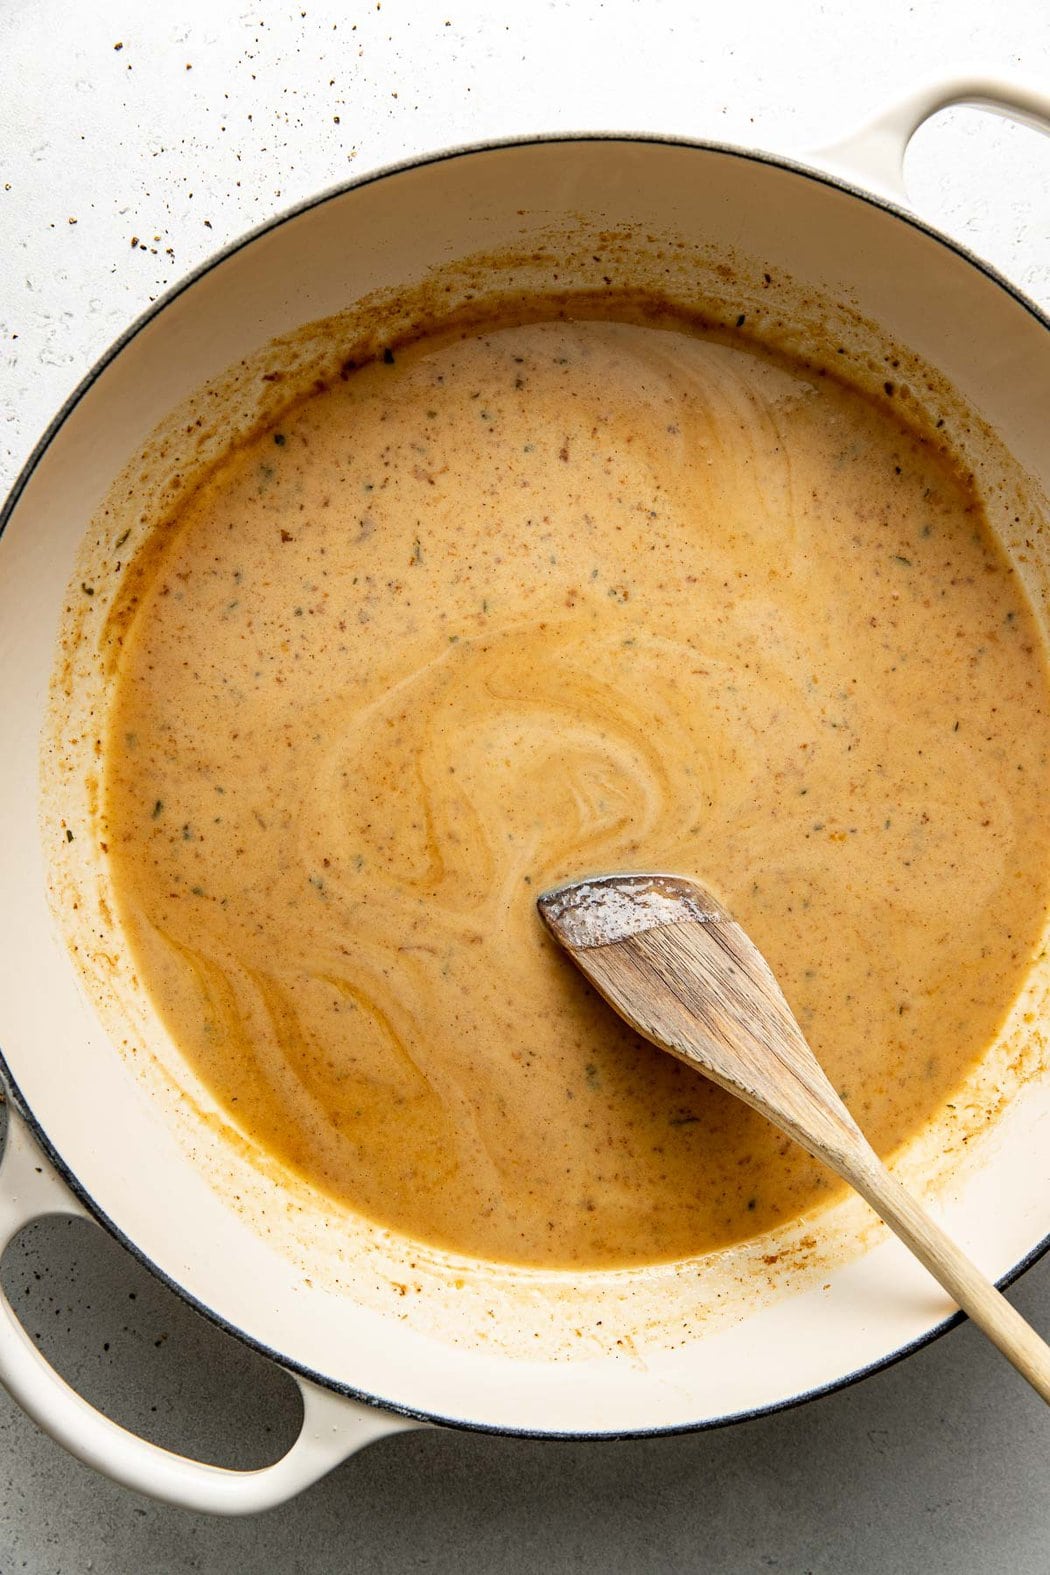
[[2, 138, 1049, 1432]]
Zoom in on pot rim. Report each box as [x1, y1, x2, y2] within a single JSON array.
[[3, 128, 1048, 1439]]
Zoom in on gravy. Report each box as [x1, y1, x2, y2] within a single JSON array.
[[105, 313, 1050, 1266]]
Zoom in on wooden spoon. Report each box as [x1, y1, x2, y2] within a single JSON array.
[[537, 871, 1050, 1402]]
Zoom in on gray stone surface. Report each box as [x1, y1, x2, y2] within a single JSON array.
[[1, 0, 1048, 1567], [0, 1204, 1048, 1571]]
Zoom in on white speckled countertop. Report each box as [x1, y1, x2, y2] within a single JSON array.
[[1, 1, 1048, 1568]]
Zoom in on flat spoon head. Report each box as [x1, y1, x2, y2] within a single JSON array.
[[537, 872, 862, 1169]]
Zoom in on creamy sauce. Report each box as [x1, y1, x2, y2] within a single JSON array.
[[105, 314, 1050, 1267]]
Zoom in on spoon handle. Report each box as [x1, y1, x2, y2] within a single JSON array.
[[837, 1143, 1050, 1402]]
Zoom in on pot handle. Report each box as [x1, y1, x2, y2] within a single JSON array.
[[0, 1104, 419, 1514], [808, 76, 1050, 207]]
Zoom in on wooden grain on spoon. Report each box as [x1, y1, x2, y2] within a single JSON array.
[[537, 871, 1050, 1403]]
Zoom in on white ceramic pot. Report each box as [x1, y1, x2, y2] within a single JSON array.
[[1, 78, 1048, 1514]]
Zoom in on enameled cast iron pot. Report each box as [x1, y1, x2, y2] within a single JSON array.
[[1, 79, 1049, 1513]]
